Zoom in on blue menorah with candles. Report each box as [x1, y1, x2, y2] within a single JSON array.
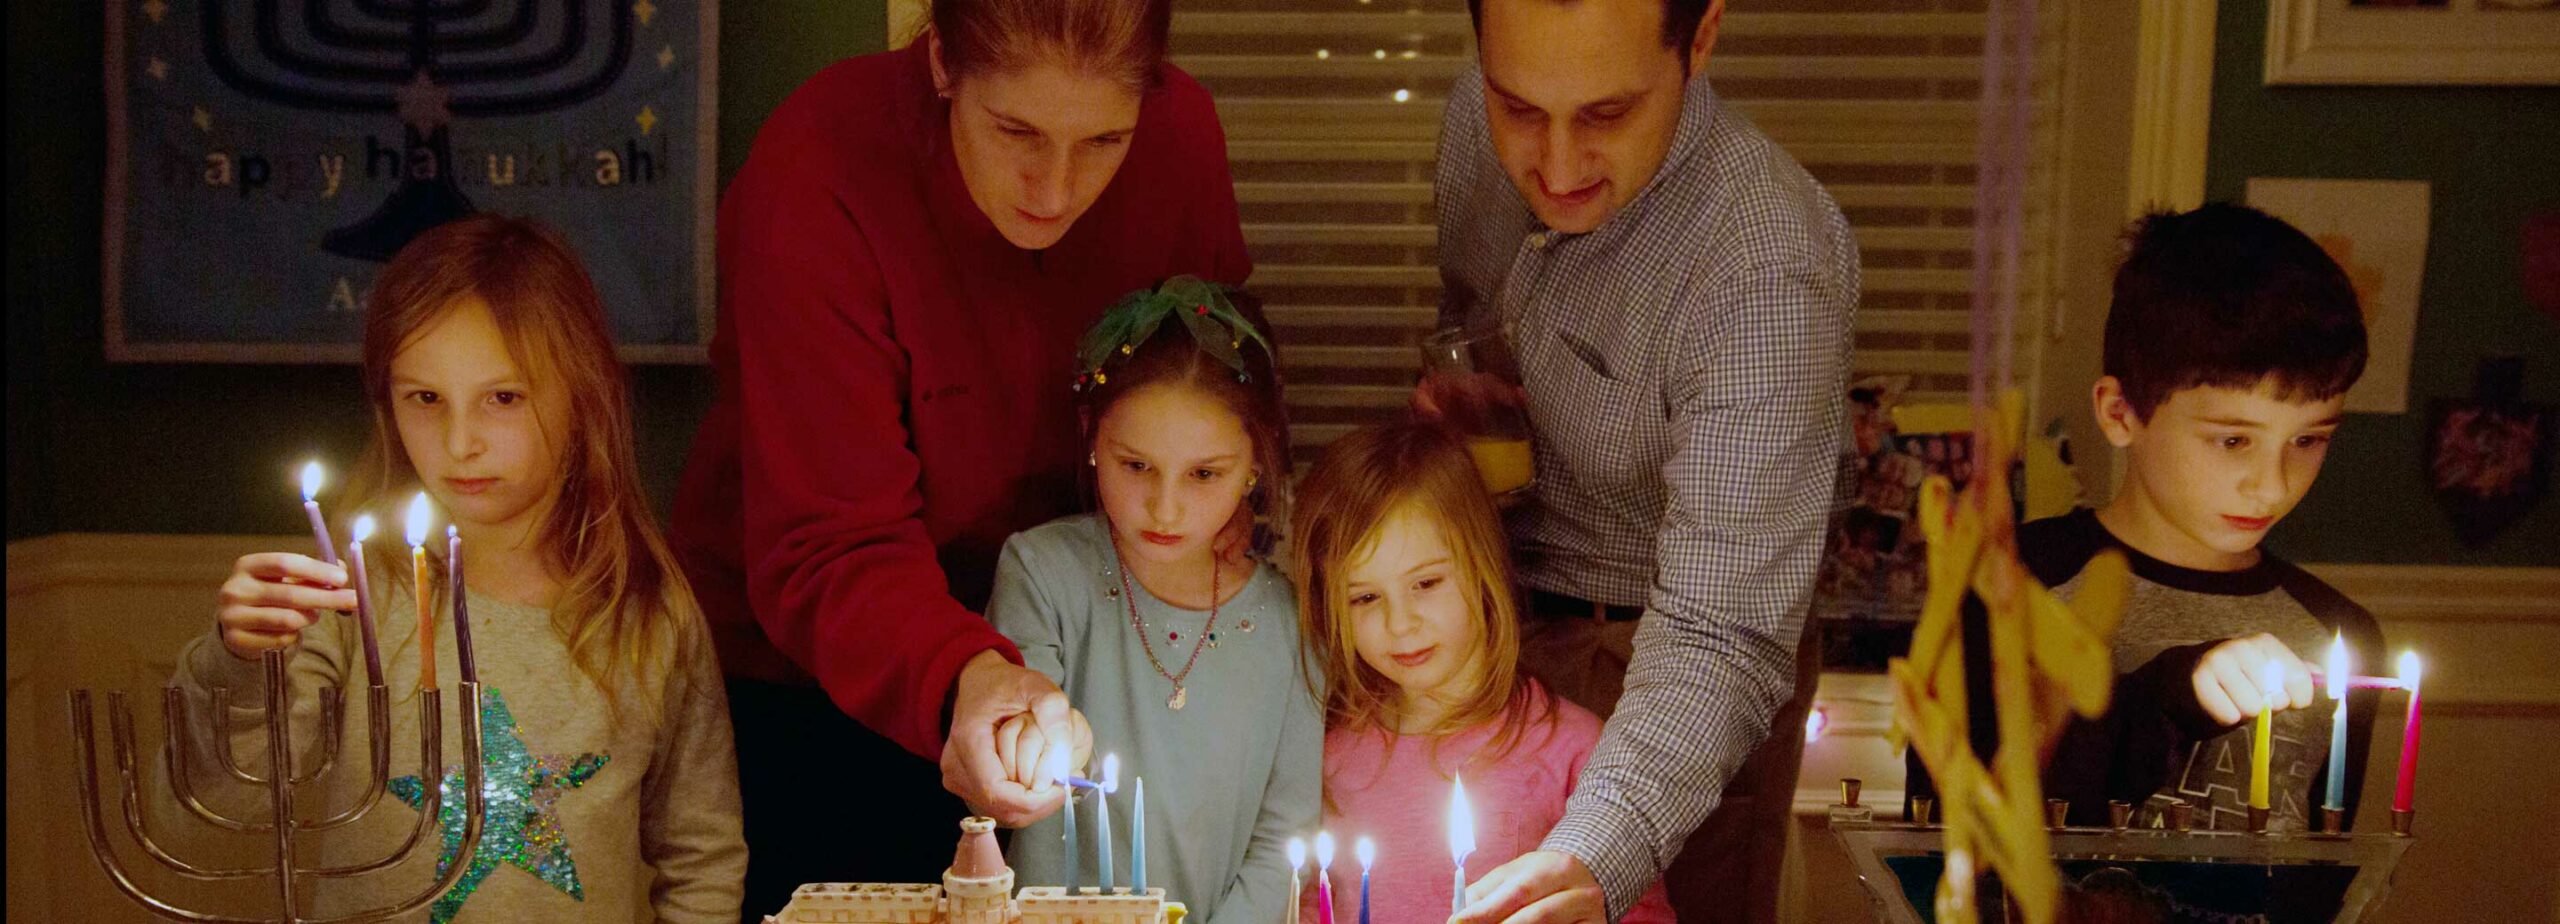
[[66, 462, 495, 924], [198, 0, 638, 261]]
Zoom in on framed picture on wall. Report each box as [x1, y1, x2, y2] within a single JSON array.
[[104, 0, 720, 363], [2266, 0, 2560, 85], [2246, 177, 2431, 415]]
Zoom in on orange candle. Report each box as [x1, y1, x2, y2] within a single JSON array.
[[405, 493, 437, 692]]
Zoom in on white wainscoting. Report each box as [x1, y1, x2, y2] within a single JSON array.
[[10, 535, 2557, 923], [1788, 563, 2560, 923]]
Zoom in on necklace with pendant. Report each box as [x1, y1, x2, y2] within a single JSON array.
[[1116, 546, 1222, 711]]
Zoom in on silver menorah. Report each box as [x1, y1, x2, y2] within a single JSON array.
[[68, 643, 489, 924]]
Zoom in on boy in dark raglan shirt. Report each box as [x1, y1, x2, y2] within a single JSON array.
[[1909, 203, 2386, 834]]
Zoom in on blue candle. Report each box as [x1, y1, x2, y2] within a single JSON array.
[[1356, 837, 1374, 924], [1062, 776, 1080, 891], [1096, 754, 1117, 890], [1132, 776, 1148, 893]]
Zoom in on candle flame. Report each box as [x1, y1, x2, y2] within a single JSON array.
[[351, 514, 376, 543], [448, 523, 458, 540], [1448, 775, 1475, 862], [404, 493, 432, 547], [2262, 660, 2286, 705], [300, 461, 325, 501], [1355, 836, 1375, 870], [1044, 743, 1072, 786], [1315, 831, 1335, 870], [2399, 651, 2421, 694], [1287, 837, 1307, 870], [1100, 753, 1120, 793], [1805, 704, 1830, 743], [2326, 632, 2348, 700]]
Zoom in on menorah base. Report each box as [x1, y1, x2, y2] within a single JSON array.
[[1832, 822, 2413, 924]]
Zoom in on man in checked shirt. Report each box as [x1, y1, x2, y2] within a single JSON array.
[[1428, 1, 1859, 921]]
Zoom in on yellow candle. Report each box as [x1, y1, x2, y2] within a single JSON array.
[[2250, 660, 2279, 810], [406, 493, 438, 692]]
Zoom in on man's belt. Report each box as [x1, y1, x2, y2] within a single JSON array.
[[1524, 588, 1645, 622]]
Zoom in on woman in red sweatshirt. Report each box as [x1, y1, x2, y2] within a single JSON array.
[[667, 1, 1250, 915]]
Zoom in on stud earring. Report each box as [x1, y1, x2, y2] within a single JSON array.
[[1088, 453, 1098, 467]]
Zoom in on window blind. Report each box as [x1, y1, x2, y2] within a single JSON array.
[[1170, 0, 2068, 466]]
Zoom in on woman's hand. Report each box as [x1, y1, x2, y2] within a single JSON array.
[[215, 552, 357, 661]]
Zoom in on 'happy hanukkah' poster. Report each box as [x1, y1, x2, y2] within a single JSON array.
[[105, 0, 717, 362]]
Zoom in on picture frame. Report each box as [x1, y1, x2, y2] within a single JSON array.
[[103, 0, 720, 363], [2265, 0, 2560, 86]]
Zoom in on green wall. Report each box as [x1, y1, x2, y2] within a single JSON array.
[[2207, 0, 2560, 566], [6, 3, 887, 541]]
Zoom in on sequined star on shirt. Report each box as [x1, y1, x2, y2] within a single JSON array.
[[391, 686, 609, 924]]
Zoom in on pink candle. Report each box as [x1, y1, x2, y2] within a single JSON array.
[[2394, 652, 2423, 813], [1315, 832, 1336, 924]]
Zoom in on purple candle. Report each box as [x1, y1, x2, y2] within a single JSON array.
[[345, 516, 386, 685], [448, 525, 476, 683], [300, 462, 339, 567]]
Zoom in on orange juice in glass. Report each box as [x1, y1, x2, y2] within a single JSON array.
[[1420, 324, 1535, 501]]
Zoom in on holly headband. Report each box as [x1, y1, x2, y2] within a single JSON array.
[[1073, 275, 1274, 391]]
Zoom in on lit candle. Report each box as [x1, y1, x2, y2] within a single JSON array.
[[2324, 633, 2349, 812], [1449, 776, 1476, 916], [2394, 652, 2423, 813], [1286, 837, 1306, 924], [1315, 831, 1336, 924], [448, 525, 476, 683], [2250, 660, 2278, 812], [1132, 776, 1147, 893], [345, 516, 385, 685], [1355, 836, 1374, 924], [1050, 748, 1078, 892], [1096, 753, 1117, 891], [300, 461, 339, 567], [2309, 672, 2403, 691], [406, 493, 437, 692]]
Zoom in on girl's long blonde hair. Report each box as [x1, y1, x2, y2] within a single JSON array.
[[347, 214, 700, 722], [1289, 422, 1537, 767]]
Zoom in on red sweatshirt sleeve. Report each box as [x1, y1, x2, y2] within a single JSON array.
[[719, 140, 1021, 761], [1164, 66, 1255, 287]]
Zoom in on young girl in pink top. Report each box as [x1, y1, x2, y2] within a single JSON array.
[[1290, 422, 1672, 923]]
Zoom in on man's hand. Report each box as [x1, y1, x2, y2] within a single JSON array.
[[1450, 850, 1607, 924], [2192, 633, 2316, 726], [941, 650, 1073, 827]]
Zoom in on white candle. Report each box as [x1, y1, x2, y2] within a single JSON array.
[[1449, 775, 1476, 915], [1287, 837, 1306, 924], [2324, 633, 2349, 812]]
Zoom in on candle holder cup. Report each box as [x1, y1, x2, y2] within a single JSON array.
[[1832, 820, 2413, 924], [66, 643, 490, 923]]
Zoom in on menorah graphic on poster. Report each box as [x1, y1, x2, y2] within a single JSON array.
[[199, 0, 637, 261], [67, 643, 491, 923]]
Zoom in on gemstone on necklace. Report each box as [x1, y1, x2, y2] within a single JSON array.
[[1169, 630, 1180, 642], [1105, 585, 1120, 599], [1238, 619, 1255, 633]]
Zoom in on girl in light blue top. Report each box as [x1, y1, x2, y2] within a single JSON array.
[[986, 278, 1319, 924]]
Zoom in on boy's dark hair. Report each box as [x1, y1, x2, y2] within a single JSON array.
[[1466, 0, 1713, 58], [2104, 202, 2369, 419]]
